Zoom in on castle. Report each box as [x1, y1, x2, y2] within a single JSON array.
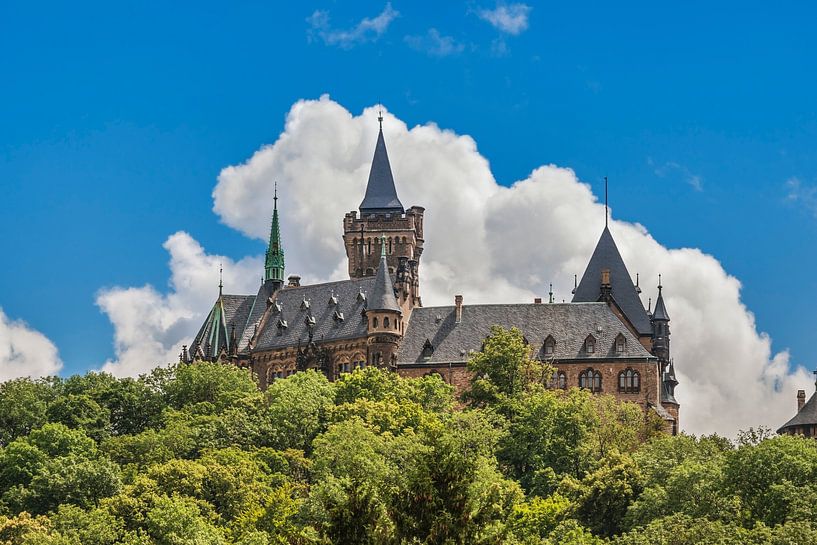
[[185, 117, 680, 433]]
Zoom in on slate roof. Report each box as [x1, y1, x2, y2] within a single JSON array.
[[190, 294, 254, 357], [237, 281, 279, 352], [359, 128, 405, 214], [254, 277, 377, 351], [369, 253, 400, 312], [396, 302, 654, 365], [778, 391, 817, 432], [652, 289, 670, 321], [573, 227, 653, 336]]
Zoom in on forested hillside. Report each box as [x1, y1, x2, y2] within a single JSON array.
[[0, 327, 815, 544]]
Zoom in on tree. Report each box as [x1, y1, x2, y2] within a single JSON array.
[[261, 371, 336, 453], [0, 378, 57, 446], [145, 495, 228, 545], [162, 362, 259, 413], [464, 326, 549, 406]]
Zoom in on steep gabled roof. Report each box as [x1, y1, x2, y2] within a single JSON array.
[[190, 294, 254, 358], [778, 391, 817, 432], [359, 128, 404, 215], [572, 227, 652, 335]]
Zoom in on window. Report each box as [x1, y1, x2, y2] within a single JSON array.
[[579, 368, 602, 392], [373, 317, 379, 328], [543, 335, 556, 356], [618, 368, 640, 393], [616, 334, 626, 354], [549, 370, 567, 389], [384, 317, 390, 328], [585, 335, 596, 354]]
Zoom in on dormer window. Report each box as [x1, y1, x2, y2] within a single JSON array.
[[584, 335, 596, 354], [333, 310, 344, 322], [328, 293, 338, 306], [543, 335, 556, 356], [304, 315, 316, 328], [357, 289, 367, 303], [615, 333, 626, 354], [277, 318, 288, 330], [421, 338, 434, 361], [300, 297, 310, 310]]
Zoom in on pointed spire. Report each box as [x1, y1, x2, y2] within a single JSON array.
[[265, 182, 285, 283], [573, 226, 652, 335], [359, 111, 405, 215], [604, 176, 609, 228], [652, 275, 670, 322], [369, 235, 400, 312], [218, 263, 223, 297]]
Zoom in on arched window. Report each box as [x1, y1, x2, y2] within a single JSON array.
[[549, 370, 567, 389], [368, 238, 372, 255], [373, 317, 379, 328], [618, 368, 640, 393], [388, 238, 393, 254], [584, 335, 596, 354], [543, 335, 556, 356], [616, 333, 626, 354], [384, 317, 390, 328], [579, 368, 602, 392]]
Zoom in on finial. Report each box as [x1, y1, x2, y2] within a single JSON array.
[[377, 103, 383, 130], [218, 263, 223, 296], [548, 283, 554, 304], [813, 368, 817, 391], [604, 176, 609, 228], [274, 180, 278, 205], [572, 274, 578, 294], [658, 273, 663, 291], [635, 272, 642, 294], [648, 297, 652, 312]]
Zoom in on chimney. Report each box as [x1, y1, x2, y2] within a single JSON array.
[[287, 275, 301, 287], [601, 269, 611, 286], [534, 298, 542, 304], [454, 295, 463, 323], [798, 390, 806, 412]]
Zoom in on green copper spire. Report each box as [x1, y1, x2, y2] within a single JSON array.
[[265, 182, 285, 283]]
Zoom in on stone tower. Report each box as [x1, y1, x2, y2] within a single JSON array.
[[343, 117, 424, 309]]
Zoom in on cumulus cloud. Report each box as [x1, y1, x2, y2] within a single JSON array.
[[96, 233, 262, 377], [307, 3, 398, 49], [0, 308, 62, 380], [208, 96, 811, 435], [405, 29, 465, 57], [477, 3, 532, 35]]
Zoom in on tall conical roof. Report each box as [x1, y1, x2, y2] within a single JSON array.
[[265, 185, 285, 282], [572, 227, 652, 335], [652, 284, 670, 322], [359, 127, 404, 215], [369, 238, 400, 312]]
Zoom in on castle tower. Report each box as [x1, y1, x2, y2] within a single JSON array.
[[651, 278, 670, 362], [264, 184, 285, 287], [365, 237, 403, 369], [343, 115, 424, 309]]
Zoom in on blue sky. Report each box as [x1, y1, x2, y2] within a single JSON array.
[[1, 1, 817, 378]]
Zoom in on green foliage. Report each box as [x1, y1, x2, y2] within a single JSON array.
[[1, 357, 817, 544]]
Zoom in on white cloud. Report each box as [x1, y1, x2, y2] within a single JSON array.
[[96, 232, 262, 377], [0, 308, 62, 380], [785, 177, 817, 216], [307, 3, 398, 49], [649, 158, 704, 192], [477, 3, 532, 35], [405, 29, 465, 57], [207, 96, 812, 436]]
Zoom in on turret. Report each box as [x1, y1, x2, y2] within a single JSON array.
[[365, 236, 402, 369], [651, 276, 670, 362]]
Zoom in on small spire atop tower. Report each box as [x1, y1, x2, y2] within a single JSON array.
[[265, 182, 285, 283], [218, 263, 223, 297], [378, 103, 383, 130], [604, 176, 609, 228], [549, 283, 554, 304]]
